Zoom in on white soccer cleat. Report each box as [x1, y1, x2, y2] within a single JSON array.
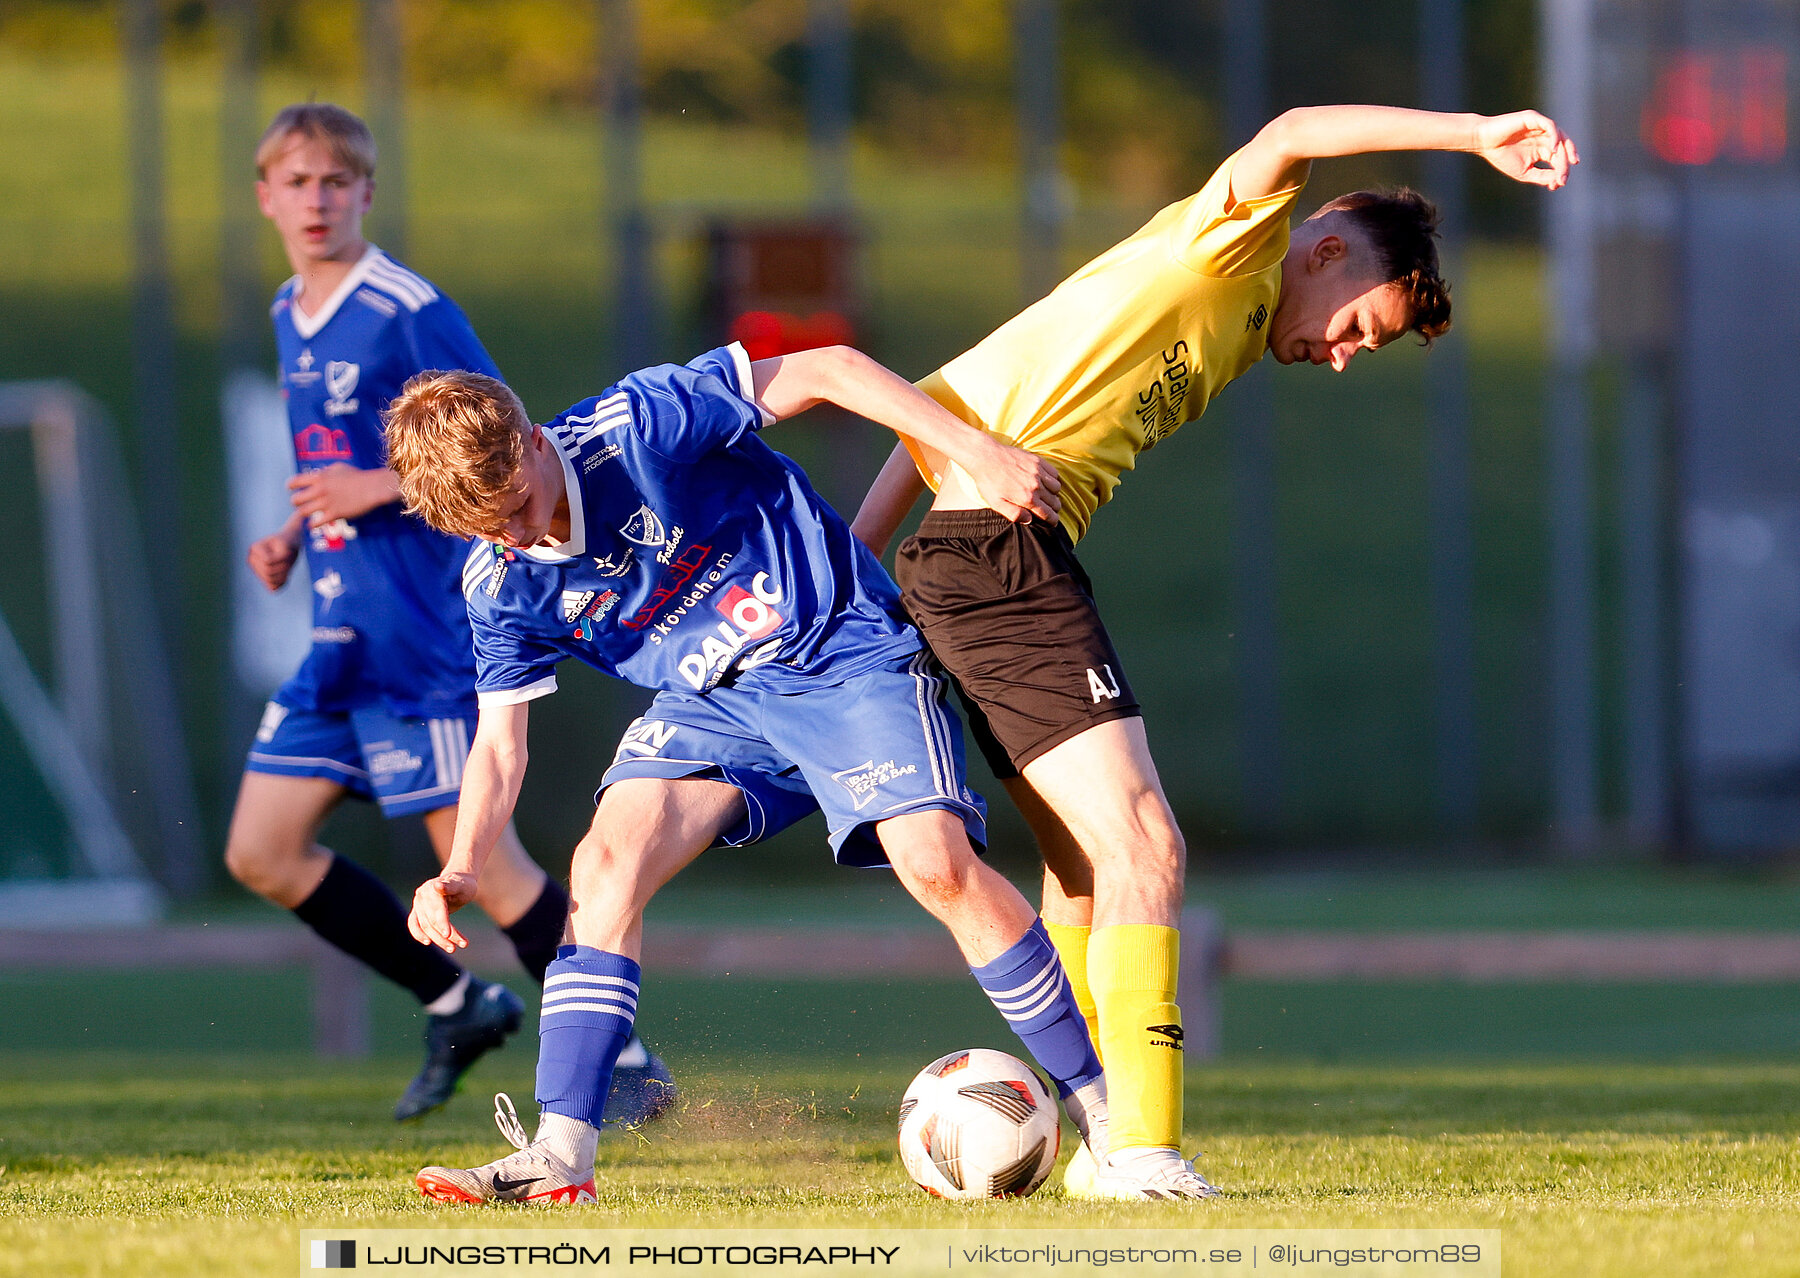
[[416, 1094, 598, 1206], [1070, 1145, 1221, 1201]]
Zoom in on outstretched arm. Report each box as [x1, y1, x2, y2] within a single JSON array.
[[408, 700, 531, 953], [751, 345, 1059, 526], [1232, 105, 1579, 204]]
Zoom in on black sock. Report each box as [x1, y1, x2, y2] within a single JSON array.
[[502, 877, 570, 985], [291, 854, 462, 1005]]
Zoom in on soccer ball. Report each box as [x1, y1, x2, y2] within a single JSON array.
[[896, 1049, 1060, 1199]]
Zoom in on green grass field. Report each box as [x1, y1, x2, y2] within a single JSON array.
[[9, 869, 1800, 1275], [1, 49, 1780, 1275], [3, 1052, 1799, 1278]]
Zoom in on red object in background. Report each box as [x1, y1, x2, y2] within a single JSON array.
[[1646, 53, 1720, 165], [1644, 45, 1788, 166], [1736, 47, 1789, 162], [705, 220, 860, 354], [728, 309, 856, 360]]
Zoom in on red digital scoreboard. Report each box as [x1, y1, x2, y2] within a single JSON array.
[[702, 219, 860, 360], [1642, 44, 1788, 164], [1594, 1, 1800, 855]]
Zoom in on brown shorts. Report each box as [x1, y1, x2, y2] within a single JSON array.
[[894, 509, 1139, 779]]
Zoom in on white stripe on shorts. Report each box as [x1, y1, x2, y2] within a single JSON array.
[[428, 717, 466, 790], [908, 651, 957, 798]]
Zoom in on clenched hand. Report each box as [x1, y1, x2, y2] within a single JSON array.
[[965, 438, 1062, 524], [408, 870, 480, 953]]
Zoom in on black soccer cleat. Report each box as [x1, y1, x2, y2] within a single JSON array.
[[395, 978, 526, 1121], [601, 1036, 678, 1129]]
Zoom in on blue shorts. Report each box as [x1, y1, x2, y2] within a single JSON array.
[[600, 651, 987, 867], [245, 701, 474, 818]]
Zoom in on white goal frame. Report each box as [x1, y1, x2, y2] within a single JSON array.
[[0, 381, 203, 924]]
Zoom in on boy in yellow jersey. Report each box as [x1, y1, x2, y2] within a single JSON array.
[[852, 104, 1579, 1200]]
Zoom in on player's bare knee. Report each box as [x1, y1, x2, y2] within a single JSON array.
[[1156, 824, 1188, 881], [1088, 796, 1185, 876], [223, 833, 283, 895], [221, 838, 259, 890], [568, 828, 653, 909], [898, 867, 964, 915], [888, 843, 973, 912], [1120, 832, 1184, 892]]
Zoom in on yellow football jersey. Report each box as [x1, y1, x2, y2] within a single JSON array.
[[909, 150, 1303, 543]]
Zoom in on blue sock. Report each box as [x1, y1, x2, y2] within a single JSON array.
[[971, 919, 1104, 1097], [536, 945, 640, 1128]]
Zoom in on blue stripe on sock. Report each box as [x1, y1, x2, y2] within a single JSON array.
[[971, 919, 1103, 1096], [537, 945, 640, 1127]]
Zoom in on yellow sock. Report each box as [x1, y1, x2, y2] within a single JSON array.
[[1043, 920, 1099, 1061], [1088, 924, 1182, 1152]]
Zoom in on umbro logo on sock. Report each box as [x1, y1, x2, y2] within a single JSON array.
[[1146, 1023, 1185, 1050]]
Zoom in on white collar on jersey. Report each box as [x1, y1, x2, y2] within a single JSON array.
[[286, 243, 383, 340], [517, 423, 587, 562]]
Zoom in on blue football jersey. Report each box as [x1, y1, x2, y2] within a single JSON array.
[[271, 245, 496, 719], [464, 343, 921, 705]]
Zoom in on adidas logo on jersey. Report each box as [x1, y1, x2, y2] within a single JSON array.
[[562, 590, 597, 624], [564, 589, 620, 641]]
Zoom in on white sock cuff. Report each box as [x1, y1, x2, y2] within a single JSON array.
[[423, 971, 471, 1016], [1064, 1077, 1109, 1154], [614, 1035, 649, 1069], [535, 1110, 602, 1174]]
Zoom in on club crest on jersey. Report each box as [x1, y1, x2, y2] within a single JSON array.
[[620, 504, 667, 548], [676, 571, 786, 690], [617, 503, 688, 565], [323, 361, 360, 416]]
